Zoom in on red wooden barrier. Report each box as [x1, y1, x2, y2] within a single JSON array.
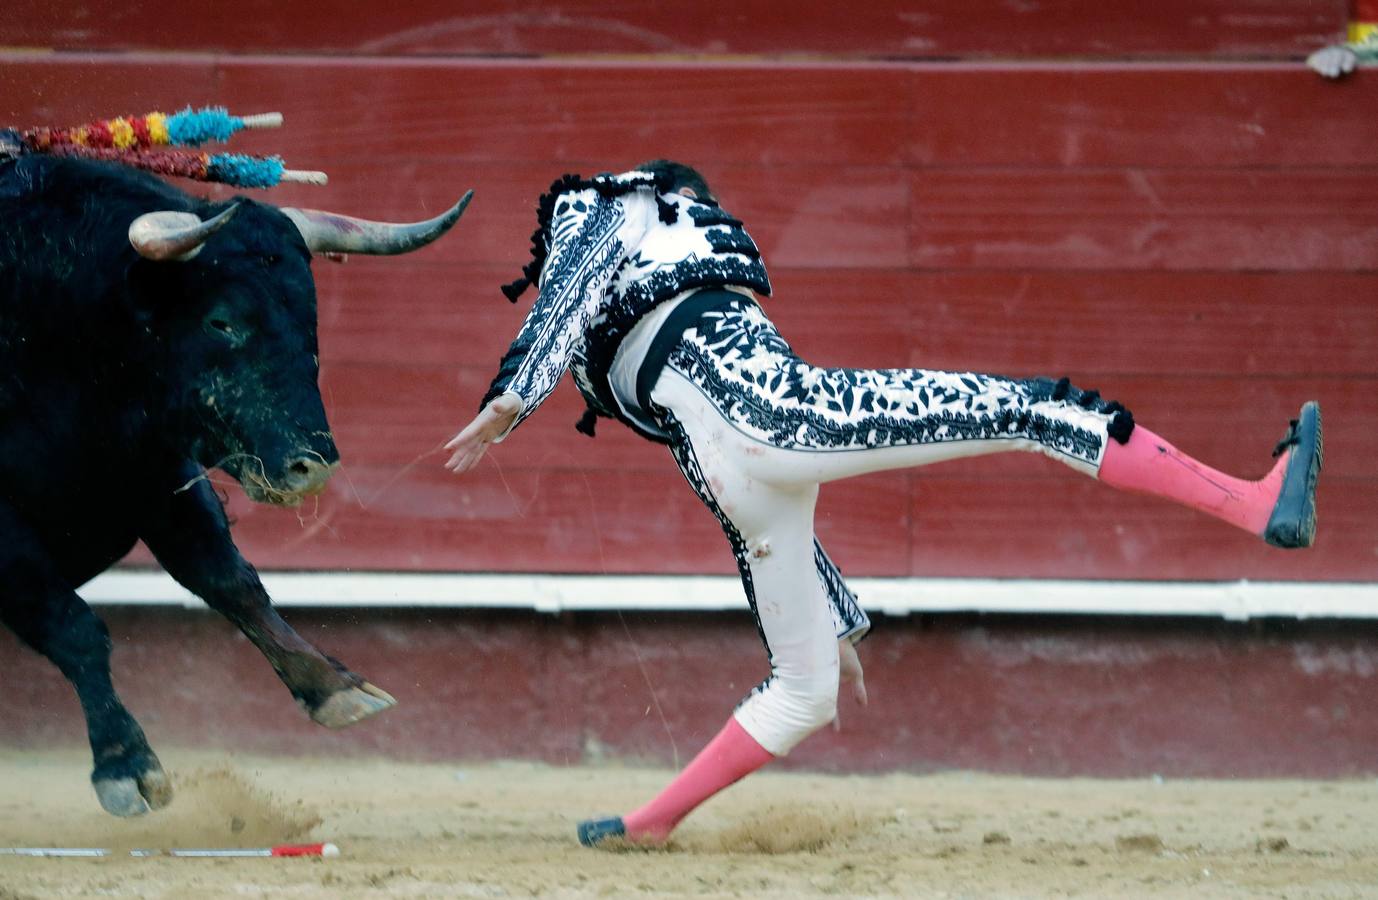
[[2, 17, 1375, 779], [5, 58, 1376, 170], [4, 54, 1374, 581], [5, 607, 1378, 777], [1, 1, 1348, 59]]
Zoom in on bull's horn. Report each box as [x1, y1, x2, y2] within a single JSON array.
[[281, 190, 472, 256], [129, 204, 240, 262]]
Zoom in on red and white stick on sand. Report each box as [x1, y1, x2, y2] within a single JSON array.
[[0, 842, 339, 858]]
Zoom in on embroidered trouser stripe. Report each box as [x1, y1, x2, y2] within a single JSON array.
[[657, 410, 771, 658], [814, 538, 867, 643], [662, 298, 1118, 477]]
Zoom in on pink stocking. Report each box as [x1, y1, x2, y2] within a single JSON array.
[[1098, 425, 1287, 535], [621, 717, 775, 844]]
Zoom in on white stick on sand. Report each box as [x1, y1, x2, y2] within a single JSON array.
[[0, 842, 339, 858]]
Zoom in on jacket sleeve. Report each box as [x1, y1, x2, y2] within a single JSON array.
[[815, 539, 871, 643], [481, 190, 640, 436]]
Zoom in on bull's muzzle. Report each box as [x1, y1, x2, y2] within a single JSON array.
[[242, 455, 338, 506], [280, 455, 338, 497]]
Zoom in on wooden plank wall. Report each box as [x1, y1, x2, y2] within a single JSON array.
[[7, 607, 1378, 777], [1, 4, 1374, 583], [0, 1, 1351, 58]]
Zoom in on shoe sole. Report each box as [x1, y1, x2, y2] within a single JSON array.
[[1263, 401, 1323, 549]]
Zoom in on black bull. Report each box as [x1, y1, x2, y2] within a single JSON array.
[[0, 154, 470, 816]]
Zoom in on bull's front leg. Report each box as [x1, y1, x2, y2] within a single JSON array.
[[140, 463, 395, 727], [0, 502, 170, 815]]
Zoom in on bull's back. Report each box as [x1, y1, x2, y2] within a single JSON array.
[[0, 156, 164, 569]]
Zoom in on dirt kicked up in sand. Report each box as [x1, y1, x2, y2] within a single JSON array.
[[1, 750, 1376, 899]]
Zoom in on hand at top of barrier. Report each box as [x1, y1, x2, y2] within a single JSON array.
[[1308, 45, 1360, 79]]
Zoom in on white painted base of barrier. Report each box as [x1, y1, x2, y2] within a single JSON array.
[[79, 570, 1378, 622]]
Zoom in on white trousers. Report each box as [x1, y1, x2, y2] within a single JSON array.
[[645, 299, 1123, 755]]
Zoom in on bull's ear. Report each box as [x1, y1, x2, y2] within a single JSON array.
[[129, 204, 240, 262]]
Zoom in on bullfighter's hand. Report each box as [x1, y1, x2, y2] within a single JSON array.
[[833, 637, 868, 732], [444, 394, 521, 474]]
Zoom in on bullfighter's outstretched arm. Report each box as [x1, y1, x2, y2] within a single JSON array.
[[445, 189, 650, 472], [480, 189, 645, 436]]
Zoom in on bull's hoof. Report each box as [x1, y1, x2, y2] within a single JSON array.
[[92, 755, 172, 817], [310, 681, 397, 728]]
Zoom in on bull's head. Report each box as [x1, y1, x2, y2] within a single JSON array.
[[126, 192, 470, 505]]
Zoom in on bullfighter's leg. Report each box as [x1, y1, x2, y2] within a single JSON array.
[[0, 504, 170, 816], [656, 298, 1321, 546], [139, 461, 395, 728], [580, 408, 836, 847]]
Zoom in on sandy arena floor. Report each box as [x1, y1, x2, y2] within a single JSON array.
[[0, 749, 1376, 899]]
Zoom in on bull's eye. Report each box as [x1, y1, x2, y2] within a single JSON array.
[[260, 253, 281, 268], [207, 318, 237, 339]]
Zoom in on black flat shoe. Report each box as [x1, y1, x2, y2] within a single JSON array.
[[1263, 401, 1323, 549], [577, 815, 626, 848]]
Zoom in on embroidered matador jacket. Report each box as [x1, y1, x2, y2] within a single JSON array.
[[482, 170, 771, 440], [481, 170, 870, 644]]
